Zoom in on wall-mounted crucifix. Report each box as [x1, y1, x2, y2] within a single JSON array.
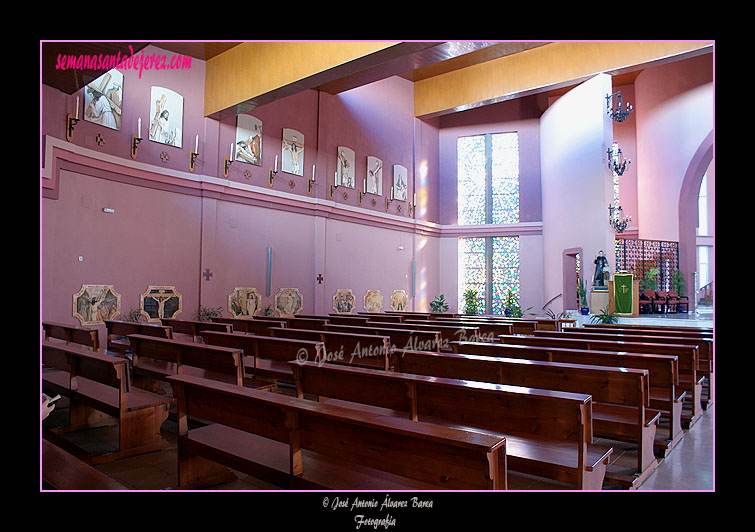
[[316, 274, 324, 284], [203, 268, 213, 281]]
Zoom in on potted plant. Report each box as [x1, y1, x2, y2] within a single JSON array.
[[671, 269, 686, 297], [262, 304, 275, 317], [590, 305, 618, 324], [462, 288, 479, 315], [639, 267, 660, 292], [122, 308, 145, 323], [430, 294, 449, 313], [577, 277, 589, 315], [196, 305, 223, 322], [503, 289, 531, 318]]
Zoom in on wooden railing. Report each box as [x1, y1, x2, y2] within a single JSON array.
[[698, 281, 713, 305]]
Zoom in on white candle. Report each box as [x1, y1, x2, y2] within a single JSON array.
[[363, 178, 366, 193], [312, 164, 316, 180], [195, 134, 199, 153], [274, 155, 278, 172], [75, 96, 79, 119], [230, 142, 234, 162], [138, 118, 141, 138]]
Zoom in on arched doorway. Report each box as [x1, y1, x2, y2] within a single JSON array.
[[678, 130, 713, 313]]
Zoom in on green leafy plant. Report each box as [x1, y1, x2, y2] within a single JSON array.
[[544, 308, 571, 320], [262, 304, 275, 317], [430, 294, 449, 313], [590, 306, 618, 324], [462, 288, 480, 315], [671, 269, 686, 296], [639, 267, 660, 292], [196, 305, 223, 322], [122, 308, 145, 323], [504, 289, 532, 318], [576, 277, 588, 308]]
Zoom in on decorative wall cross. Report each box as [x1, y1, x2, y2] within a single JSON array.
[[316, 274, 324, 284], [203, 268, 213, 281]]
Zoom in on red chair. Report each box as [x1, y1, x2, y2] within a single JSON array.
[[653, 291, 669, 313], [639, 291, 656, 314], [667, 289, 688, 313]]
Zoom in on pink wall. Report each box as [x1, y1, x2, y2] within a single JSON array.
[[42, 46, 441, 331]]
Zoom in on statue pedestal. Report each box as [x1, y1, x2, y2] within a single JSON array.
[[589, 289, 609, 314]]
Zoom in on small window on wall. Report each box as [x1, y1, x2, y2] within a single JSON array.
[[457, 132, 520, 225], [698, 173, 709, 236]]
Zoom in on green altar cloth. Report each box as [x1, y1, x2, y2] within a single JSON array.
[[614, 273, 634, 315]]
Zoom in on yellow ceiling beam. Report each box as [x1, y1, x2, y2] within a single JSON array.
[[204, 41, 398, 118], [413, 41, 714, 118]]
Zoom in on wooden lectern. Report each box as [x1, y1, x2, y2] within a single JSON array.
[[608, 278, 639, 317]]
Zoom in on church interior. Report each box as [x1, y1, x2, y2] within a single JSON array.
[[40, 41, 714, 499]]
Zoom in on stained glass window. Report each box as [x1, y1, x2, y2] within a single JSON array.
[[491, 133, 520, 224], [458, 132, 519, 225], [491, 237, 520, 315], [459, 236, 519, 315], [457, 135, 487, 225], [458, 237, 487, 314]]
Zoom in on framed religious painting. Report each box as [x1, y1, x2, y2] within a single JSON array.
[[332, 289, 356, 314], [149, 86, 183, 148], [275, 288, 303, 317], [83, 68, 123, 131], [390, 289, 408, 311], [366, 156, 383, 196], [235, 115, 262, 166], [139, 285, 182, 323], [228, 287, 262, 318], [281, 128, 304, 176], [393, 164, 408, 201], [72, 284, 121, 325], [363, 289, 384, 313], [336, 146, 355, 188]]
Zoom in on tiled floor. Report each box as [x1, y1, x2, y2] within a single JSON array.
[[42, 398, 714, 492]]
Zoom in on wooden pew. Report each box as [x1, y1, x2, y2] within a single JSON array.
[[42, 439, 128, 490], [291, 361, 612, 490], [268, 327, 390, 370], [431, 317, 536, 335], [534, 328, 714, 410], [501, 333, 702, 428], [402, 319, 506, 341], [282, 316, 330, 329], [43, 321, 101, 352], [372, 321, 484, 349], [103, 320, 173, 357], [451, 340, 684, 456], [584, 323, 712, 334], [211, 316, 287, 336], [324, 315, 372, 326], [167, 373, 507, 490], [390, 349, 659, 488], [356, 312, 405, 323], [42, 341, 172, 464], [323, 323, 442, 353], [127, 333, 260, 394], [201, 330, 324, 385], [159, 318, 232, 342]]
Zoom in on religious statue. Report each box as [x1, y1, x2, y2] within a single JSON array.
[[593, 250, 610, 289]]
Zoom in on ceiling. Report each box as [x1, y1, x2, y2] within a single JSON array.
[[41, 41, 647, 107]]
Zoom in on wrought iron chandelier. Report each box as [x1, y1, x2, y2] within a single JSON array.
[[608, 204, 631, 233], [606, 91, 634, 122], [607, 142, 630, 176]]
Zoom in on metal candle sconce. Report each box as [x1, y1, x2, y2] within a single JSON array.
[[385, 187, 394, 212], [65, 96, 80, 142], [269, 155, 278, 186], [190, 135, 199, 173], [308, 164, 315, 195], [223, 142, 233, 178], [130, 118, 143, 160]]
